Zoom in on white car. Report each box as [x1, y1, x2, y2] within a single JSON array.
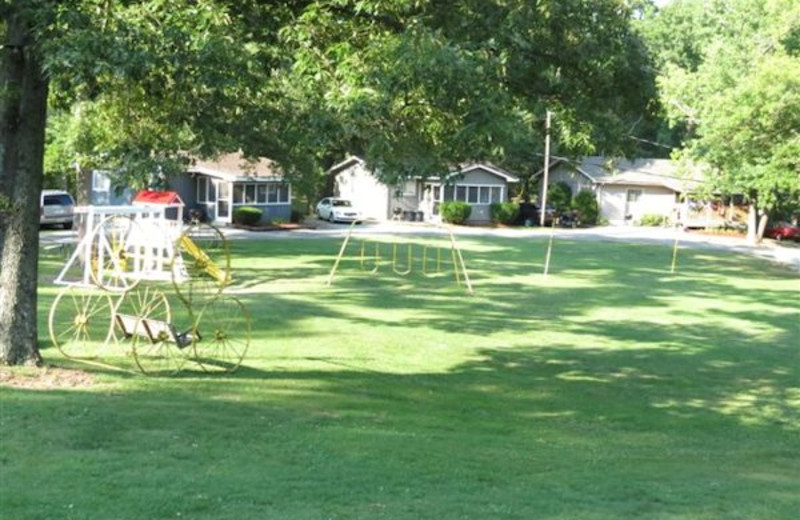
[[40, 190, 75, 229], [316, 197, 362, 223]]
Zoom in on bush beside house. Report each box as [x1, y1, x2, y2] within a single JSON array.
[[490, 202, 520, 225], [233, 206, 263, 226], [572, 190, 599, 225], [441, 201, 472, 224]]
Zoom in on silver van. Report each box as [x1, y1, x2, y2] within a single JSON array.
[[40, 190, 75, 229]]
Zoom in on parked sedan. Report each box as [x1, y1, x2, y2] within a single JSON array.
[[316, 197, 362, 223], [764, 222, 800, 242]]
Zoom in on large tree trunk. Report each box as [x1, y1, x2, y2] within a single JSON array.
[[0, 11, 49, 365]]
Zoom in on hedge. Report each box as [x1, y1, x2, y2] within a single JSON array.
[[490, 202, 520, 225], [440, 201, 472, 224], [233, 206, 263, 225]]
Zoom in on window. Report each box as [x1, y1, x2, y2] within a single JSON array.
[[278, 185, 290, 203], [233, 184, 244, 204], [197, 177, 207, 202], [229, 183, 291, 205], [208, 180, 216, 202], [437, 184, 504, 204], [627, 189, 642, 203]]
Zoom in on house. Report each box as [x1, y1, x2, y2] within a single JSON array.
[[534, 156, 706, 225], [329, 156, 520, 223], [170, 152, 292, 225]]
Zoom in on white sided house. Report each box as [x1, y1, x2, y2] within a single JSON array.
[[535, 157, 704, 225], [330, 156, 519, 223]]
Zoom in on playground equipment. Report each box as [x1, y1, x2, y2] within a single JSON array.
[[48, 203, 250, 375], [327, 222, 474, 294]]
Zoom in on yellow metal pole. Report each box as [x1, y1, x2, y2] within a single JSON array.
[[326, 220, 358, 286]]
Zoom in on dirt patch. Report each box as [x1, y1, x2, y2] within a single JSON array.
[[0, 366, 95, 390]]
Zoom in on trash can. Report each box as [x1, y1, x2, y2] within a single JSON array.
[[416, 211, 424, 222]]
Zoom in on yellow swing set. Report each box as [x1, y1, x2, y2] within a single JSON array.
[[327, 222, 474, 294]]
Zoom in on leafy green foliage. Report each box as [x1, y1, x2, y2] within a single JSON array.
[[490, 202, 520, 225], [440, 201, 472, 224], [548, 182, 572, 213], [232, 206, 263, 225], [638, 214, 668, 227], [571, 189, 599, 225], [646, 0, 800, 237]]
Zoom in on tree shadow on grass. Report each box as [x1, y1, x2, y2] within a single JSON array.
[[4, 339, 799, 520]]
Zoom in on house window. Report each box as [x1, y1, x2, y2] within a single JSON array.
[[197, 177, 207, 203], [439, 184, 504, 204], [233, 184, 244, 204], [278, 185, 290, 203], [267, 185, 278, 203], [627, 189, 642, 203], [230, 183, 291, 206], [208, 179, 217, 202]]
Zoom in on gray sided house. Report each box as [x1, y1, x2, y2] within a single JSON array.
[[330, 156, 519, 223], [173, 152, 292, 225], [535, 157, 703, 225]]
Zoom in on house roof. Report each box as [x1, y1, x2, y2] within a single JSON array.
[[451, 163, 520, 183], [536, 156, 704, 193], [132, 190, 184, 206], [328, 156, 365, 175], [187, 152, 284, 182], [328, 155, 520, 183]]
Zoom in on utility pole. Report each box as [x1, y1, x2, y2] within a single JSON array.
[[539, 110, 552, 227]]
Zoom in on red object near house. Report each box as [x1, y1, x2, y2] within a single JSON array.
[[133, 190, 184, 206]]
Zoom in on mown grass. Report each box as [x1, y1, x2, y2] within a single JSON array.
[[2, 234, 799, 519]]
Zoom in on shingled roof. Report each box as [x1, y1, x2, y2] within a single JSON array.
[[187, 152, 284, 182]]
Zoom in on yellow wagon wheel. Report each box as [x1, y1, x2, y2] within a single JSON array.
[[114, 288, 185, 376], [191, 295, 250, 373], [89, 214, 143, 293], [48, 286, 115, 359], [171, 223, 231, 310]]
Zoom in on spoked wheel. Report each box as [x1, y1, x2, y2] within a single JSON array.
[[49, 286, 115, 359], [191, 295, 250, 373], [171, 223, 231, 311], [114, 288, 185, 376], [89, 214, 144, 293]]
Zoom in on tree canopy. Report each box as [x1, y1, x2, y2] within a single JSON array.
[[643, 0, 800, 239]]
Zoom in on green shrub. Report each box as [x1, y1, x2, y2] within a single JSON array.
[[440, 201, 472, 224], [639, 214, 667, 227], [490, 202, 520, 225], [548, 182, 573, 212], [233, 206, 263, 225], [571, 190, 599, 225]]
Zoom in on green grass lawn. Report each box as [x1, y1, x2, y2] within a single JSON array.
[[2, 234, 799, 519]]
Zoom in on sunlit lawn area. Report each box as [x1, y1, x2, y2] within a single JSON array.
[[2, 234, 799, 519]]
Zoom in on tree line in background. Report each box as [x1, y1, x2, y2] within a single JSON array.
[[1, 0, 798, 364]]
